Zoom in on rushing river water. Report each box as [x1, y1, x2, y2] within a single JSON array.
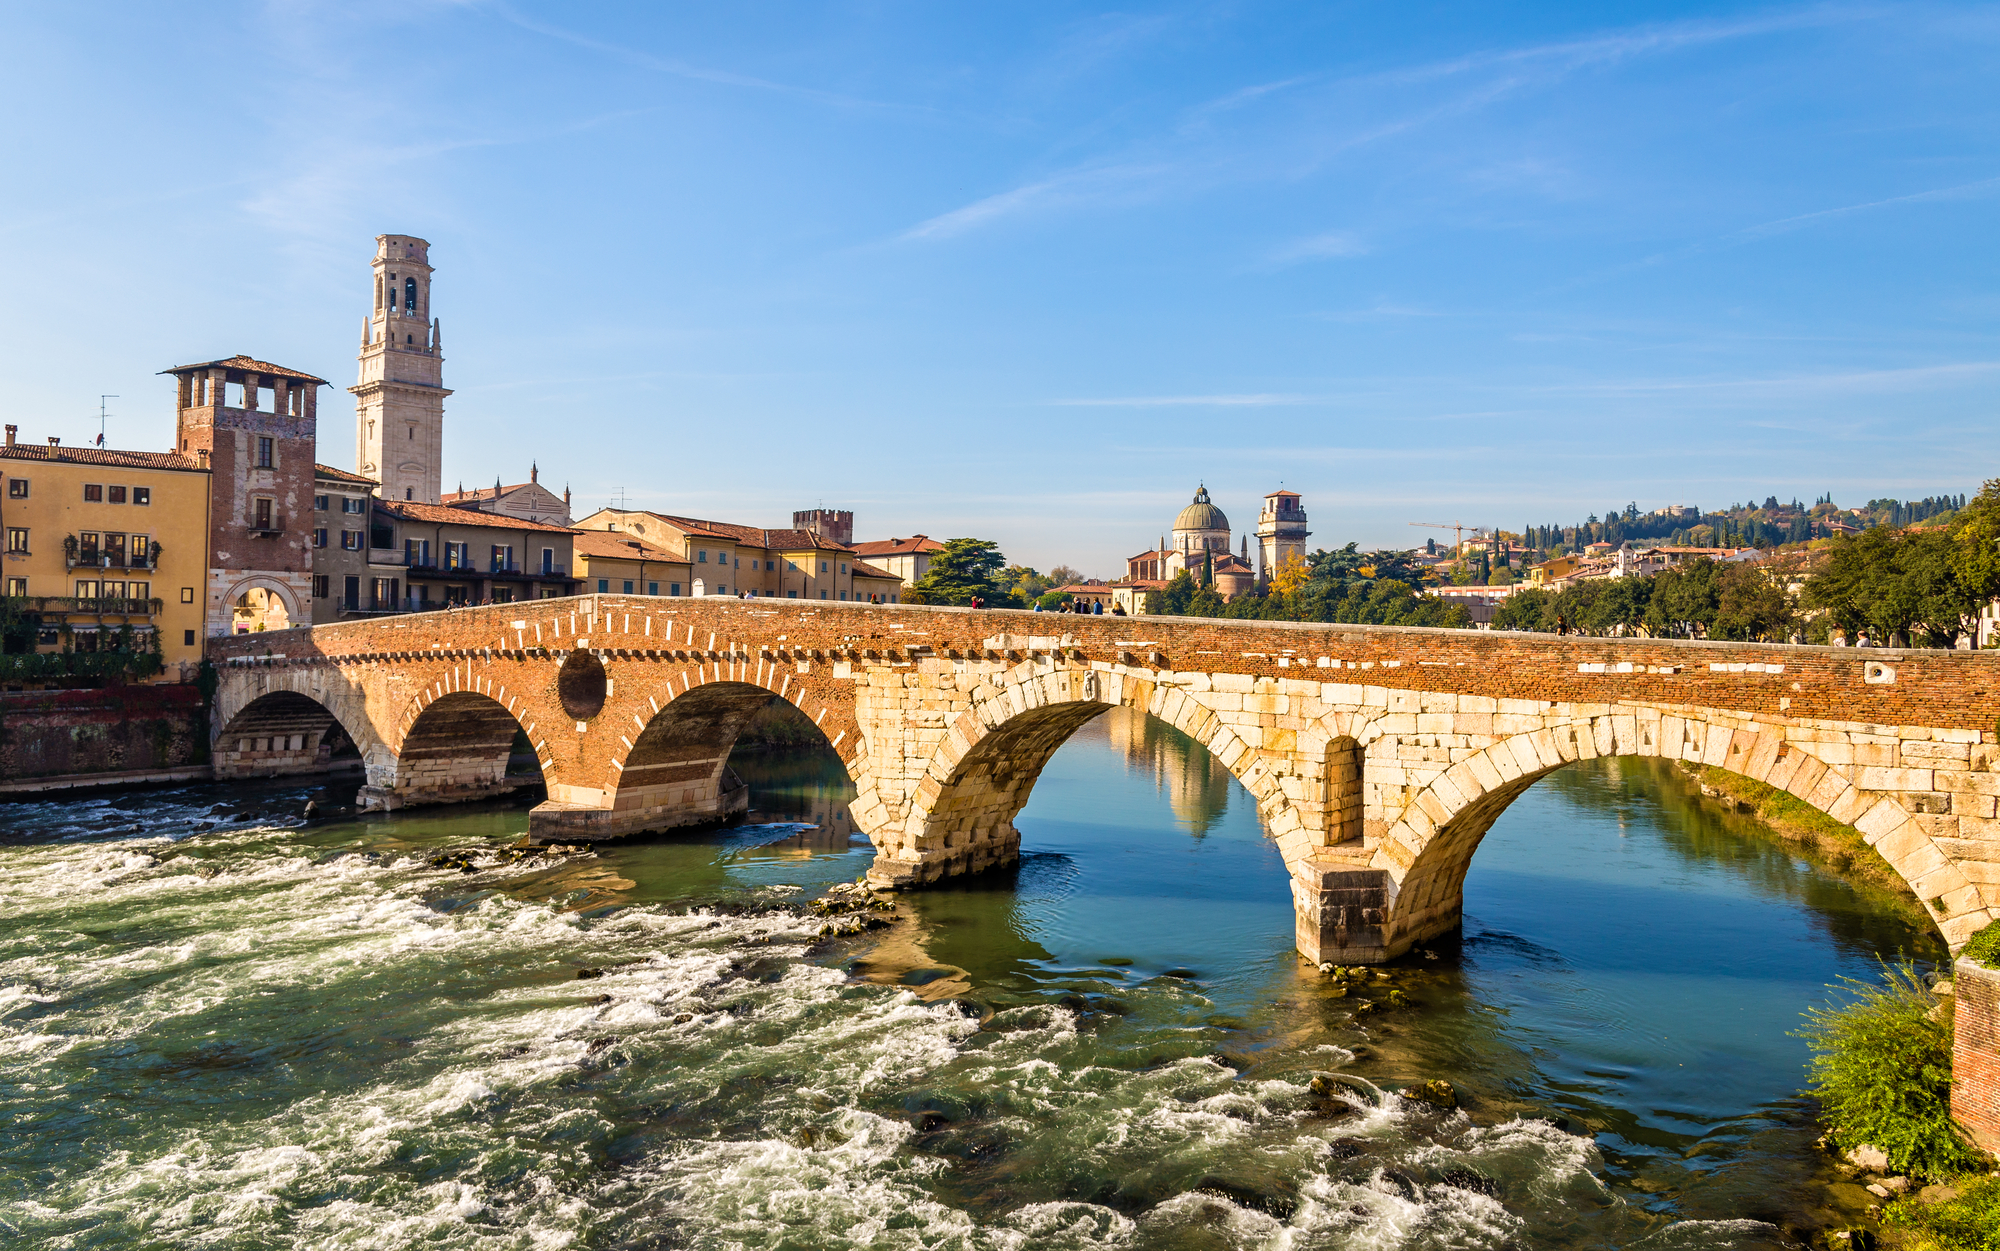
[[0, 706, 1943, 1249]]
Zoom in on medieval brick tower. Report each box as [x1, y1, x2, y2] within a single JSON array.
[[1256, 490, 1309, 583], [353, 235, 448, 504]]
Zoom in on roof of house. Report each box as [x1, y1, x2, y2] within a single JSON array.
[[852, 535, 946, 558], [314, 463, 378, 486], [1050, 583, 1115, 595], [375, 500, 575, 534], [0, 442, 204, 471], [161, 355, 329, 385], [571, 530, 682, 562], [1127, 548, 1170, 561], [851, 560, 900, 580], [442, 479, 566, 506], [600, 510, 858, 552]]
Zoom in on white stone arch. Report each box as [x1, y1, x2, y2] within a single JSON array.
[[868, 661, 1318, 888], [216, 574, 305, 635], [1376, 709, 1989, 955]]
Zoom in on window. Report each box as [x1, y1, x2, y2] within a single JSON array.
[[315, 494, 330, 511], [490, 544, 512, 571], [253, 498, 273, 529], [133, 487, 149, 506], [180, 587, 195, 604], [104, 533, 126, 566], [787, 590, 797, 599], [84, 484, 103, 502], [840, 563, 847, 574], [404, 277, 417, 313], [184, 630, 195, 646], [820, 590, 828, 599], [108, 486, 127, 504], [406, 539, 432, 567], [5, 528, 25, 554], [541, 548, 554, 574], [6, 479, 25, 499], [343, 497, 365, 514], [648, 582, 658, 595], [670, 582, 682, 596], [345, 577, 361, 610], [839, 591, 848, 601], [596, 579, 609, 592], [820, 561, 828, 572], [765, 560, 774, 571], [79, 532, 98, 561], [257, 437, 273, 468], [131, 582, 150, 601], [5, 578, 24, 596], [313, 528, 328, 548], [698, 550, 707, 563], [313, 575, 330, 598], [444, 541, 469, 570], [408, 427, 414, 441], [74, 580, 98, 598], [622, 580, 634, 594], [342, 530, 363, 551], [733, 556, 739, 567], [372, 578, 399, 610]]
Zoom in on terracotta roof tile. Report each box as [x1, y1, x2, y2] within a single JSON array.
[[161, 355, 329, 385], [0, 443, 205, 471], [376, 500, 575, 534], [314, 463, 378, 486], [851, 535, 945, 557], [851, 560, 900, 579], [572, 530, 681, 561]]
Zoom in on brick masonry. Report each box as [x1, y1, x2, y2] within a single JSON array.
[[210, 596, 2000, 964], [1956, 959, 2000, 1153], [0, 685, 207, 781]]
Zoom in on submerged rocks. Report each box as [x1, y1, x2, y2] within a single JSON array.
[[1843, 1143, 1891, 1172]]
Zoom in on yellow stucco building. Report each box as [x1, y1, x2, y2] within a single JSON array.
[[0, 426, 211, 676]]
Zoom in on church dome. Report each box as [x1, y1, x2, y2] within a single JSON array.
[[1173, 485, 1229, 534]]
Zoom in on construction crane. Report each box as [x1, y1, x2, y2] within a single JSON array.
[[1408, 521, 1486, 555]]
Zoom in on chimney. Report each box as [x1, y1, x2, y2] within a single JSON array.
[[197, 448, 210, 467], [47, 437, 59, 446], [3, 425, 14, 447]]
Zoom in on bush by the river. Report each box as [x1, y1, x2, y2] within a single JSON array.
[[1888, 1175, 2000, 1251], [1960, 921, 2000, 972], [1797, 963, 1983, 1180]]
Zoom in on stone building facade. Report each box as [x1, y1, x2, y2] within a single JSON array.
[[163, 355, 323, 636], [1256, 490, 1310, 581], [441, 467, 572, 526], [353, 234, 447, 505], [577, 507, 903, 601], [310, 464, 380, 623]]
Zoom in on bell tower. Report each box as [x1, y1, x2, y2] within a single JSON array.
[[1257, 491, 1309, 583], [352, 234, 449, 504]]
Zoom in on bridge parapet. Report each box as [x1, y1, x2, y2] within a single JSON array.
[[208, 596, 2000, 961]]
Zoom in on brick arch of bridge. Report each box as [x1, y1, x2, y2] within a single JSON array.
[[377, 678, 545, 810], [213, 669, 388, 785], [865, 659, 1382, 889], [1377, 714, 1985, 958], [526, 658, 857, 843]]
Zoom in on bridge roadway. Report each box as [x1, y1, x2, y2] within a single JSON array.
[[208, 595, 2000, 964]]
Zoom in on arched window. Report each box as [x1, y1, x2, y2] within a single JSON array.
[[404, 278, 418, 314]]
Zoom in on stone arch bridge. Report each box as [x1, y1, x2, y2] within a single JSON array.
[[209, 596, 2000, 964]]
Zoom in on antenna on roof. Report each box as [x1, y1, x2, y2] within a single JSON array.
[[97, 395, 117, 448]]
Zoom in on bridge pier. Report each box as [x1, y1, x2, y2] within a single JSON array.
[[525, 771, 749, 843]]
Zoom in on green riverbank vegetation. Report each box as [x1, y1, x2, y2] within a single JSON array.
[[1672, 760, 1909, 899]]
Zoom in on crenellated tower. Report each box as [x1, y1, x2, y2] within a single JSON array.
[[352, 234, 449, 504]]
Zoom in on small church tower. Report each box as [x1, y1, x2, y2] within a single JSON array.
[[1257, 491, 1309, 582], [352, 235, 449, 504]]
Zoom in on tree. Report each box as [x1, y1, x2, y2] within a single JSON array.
[[904, 538, 1017, 607], [1269, 552, 1310, 598], [1710, 561, 1797, 642], [1046, 564, 1086, 588], [998, 565, 1050, 603]]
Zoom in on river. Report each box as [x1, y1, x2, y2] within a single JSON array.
[[0, 705, 1942, 1249]]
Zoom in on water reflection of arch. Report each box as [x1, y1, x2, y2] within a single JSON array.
[[1383, 722, 1958, 955]]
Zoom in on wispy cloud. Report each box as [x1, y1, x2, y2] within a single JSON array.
[[1269, 230, 1370, 264], [901, 164, 1169, 240], [1053, 394, 1310, 407], [485, 2, 915, 113]]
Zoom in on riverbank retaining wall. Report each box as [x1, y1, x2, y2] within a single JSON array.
[[1955, 959, 2000, 1154], [0, 685, 208, 784]]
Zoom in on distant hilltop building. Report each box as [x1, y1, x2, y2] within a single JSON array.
[[1123, 484, 1303, 603]]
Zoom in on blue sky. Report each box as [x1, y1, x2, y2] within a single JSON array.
[[2, 2, 1995, 575]]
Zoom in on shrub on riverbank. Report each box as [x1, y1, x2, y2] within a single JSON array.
[[1799, 963, 1982, 1179], [1960, 921, 2000, 971], [1887, 1175, 2000, 1250]]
